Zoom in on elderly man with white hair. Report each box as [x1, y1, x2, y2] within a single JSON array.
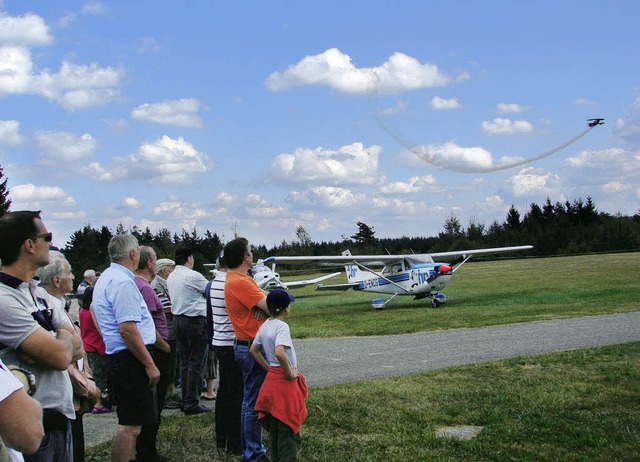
[[35, 251, 75, 309], [91, 234, 161, 462], [36, 251, 93, 462], [76, 270, 96, 308], [150, 258, 181, 409]]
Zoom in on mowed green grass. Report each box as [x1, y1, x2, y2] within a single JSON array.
[[87, 342, 640, 461], [86, 252, 640, 461], [286, 252, 640, 338]]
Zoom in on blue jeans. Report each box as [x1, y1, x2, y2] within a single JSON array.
[[234, 343, 267, 462]]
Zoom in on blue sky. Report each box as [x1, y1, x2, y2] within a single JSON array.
[[1, 1, 638, 249]]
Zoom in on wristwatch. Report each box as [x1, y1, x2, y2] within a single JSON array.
[[9, 367, 37, 396]]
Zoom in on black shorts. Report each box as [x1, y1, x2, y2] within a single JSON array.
[[107, 349, 158, 426]]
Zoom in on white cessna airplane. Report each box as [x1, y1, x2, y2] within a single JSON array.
[[263, 245, 533, 309]]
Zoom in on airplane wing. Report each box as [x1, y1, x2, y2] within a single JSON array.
[[428, 245, 533, 259], [264, 255, 403, 264], [284, 272, 342, 289], [316, 282, 359, 291], [264, 245, 532, 264]]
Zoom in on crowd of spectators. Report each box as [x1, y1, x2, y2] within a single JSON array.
[[0, 211, 307, 462]]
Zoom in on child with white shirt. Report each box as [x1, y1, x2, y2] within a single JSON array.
[[250, 289, 308, 462]]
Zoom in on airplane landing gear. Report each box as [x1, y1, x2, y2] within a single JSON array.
[[431, 293, 447, 308]]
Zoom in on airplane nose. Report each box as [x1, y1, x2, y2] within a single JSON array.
[[439, 264, 452, 274]]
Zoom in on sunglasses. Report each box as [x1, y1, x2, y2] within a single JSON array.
[[30, 232, 53, 243]]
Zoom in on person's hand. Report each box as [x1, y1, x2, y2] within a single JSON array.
[[159, 340, 171, 354], [253, 309, 267, 321], [287, 368, 299, 380], [145, 364, 160, 388]]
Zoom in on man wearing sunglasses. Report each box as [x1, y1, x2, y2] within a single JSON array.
[[0, 210, 83, 461]]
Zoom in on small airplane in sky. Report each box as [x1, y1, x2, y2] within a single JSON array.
[[263, 245, 533, 309], [587, 118, 604, 127], [204, 261, 341, 291]]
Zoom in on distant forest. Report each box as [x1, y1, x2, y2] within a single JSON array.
[[57, 196, 640, 284]]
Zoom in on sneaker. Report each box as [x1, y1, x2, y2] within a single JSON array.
[[163, 396, 182, 410], [183, 404, 211, 415]]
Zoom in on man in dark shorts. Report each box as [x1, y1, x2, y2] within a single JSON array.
[[92, 234, 162, 462]]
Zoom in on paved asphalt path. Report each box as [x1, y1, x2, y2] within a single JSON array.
[[85, 312, 640, 447]]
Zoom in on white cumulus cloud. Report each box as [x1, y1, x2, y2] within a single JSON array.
[[411, 142, 494, 173], [509, 168, 560, 197], [566, 147, 632, 170], [271, 142, 381, 185], [131, 98, 203, 128], [0, 12, 52, 46], [0, 120, 24, 145], [266, 48, 458, 94], [122, 197, 141, 208], [84, 135, 210, 184], [481, 118, 534, 135], [497, 103, 528, 114], [378, 175, 438, 194], [0, 11, 123, 110], [9, 183, 76, 207], [35, 131, 97, 163], [288, 186, 366, 208], [431, 96, 461, 110]]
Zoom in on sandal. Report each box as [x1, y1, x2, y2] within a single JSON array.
[[91, 405, 114, 414]]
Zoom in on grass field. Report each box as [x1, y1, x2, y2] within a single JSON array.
[[86, 252, 640, 461]]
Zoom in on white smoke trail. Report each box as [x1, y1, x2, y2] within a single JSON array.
[[368, 72, 600, 173]]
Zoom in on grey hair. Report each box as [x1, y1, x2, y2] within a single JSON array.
[[83, 269, 96, 279], [108, 234, 139, 262], [35, 251, 68, 286], [137, 246, 156, 270]]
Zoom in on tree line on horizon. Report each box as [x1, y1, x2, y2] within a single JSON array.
[[1, 166, 638, 285]]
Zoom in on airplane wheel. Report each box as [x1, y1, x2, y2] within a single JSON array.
[[432, 299, 441, 308]]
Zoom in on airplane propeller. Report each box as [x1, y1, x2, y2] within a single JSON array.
[[426, 264, 452, 283]]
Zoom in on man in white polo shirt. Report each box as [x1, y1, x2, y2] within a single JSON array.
[[166, 247, 209, 415]]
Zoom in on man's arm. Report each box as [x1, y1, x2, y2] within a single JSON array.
[[118, 321, 160, 387], [153, 330, 170, 353], [0, 382, 44, 454], [252, 296, 269, 319], [18, 328, 75, 371]]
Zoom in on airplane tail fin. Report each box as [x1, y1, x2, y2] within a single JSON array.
[[342, 250, 363, 283], [345, 264, 365, 283]]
